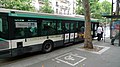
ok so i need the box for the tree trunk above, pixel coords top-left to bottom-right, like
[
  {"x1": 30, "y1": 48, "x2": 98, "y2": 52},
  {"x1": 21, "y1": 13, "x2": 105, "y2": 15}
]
[{"x1": 82, "y1": 0, "x2": 93, "y2": 49}]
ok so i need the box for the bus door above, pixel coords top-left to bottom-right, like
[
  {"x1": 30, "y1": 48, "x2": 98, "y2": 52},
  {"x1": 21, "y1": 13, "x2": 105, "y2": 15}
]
[
  {"x1": 74, "y1": 21, "x2": 85, "y2": 42},
  {"x1": 93, "y1": 23, "x2": 99, "y2": 37},
  {"x1": 64, "y1": 22, "x2": 70, "y2": 44},
  {"x1": 69, "y1": 22, "x2": 75, "y2": 42}
]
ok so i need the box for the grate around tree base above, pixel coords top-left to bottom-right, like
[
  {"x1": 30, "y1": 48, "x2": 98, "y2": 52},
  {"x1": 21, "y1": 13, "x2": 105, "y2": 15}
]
[{"x1": 76, "y1": 45, "x2": 110, "y2": 54}]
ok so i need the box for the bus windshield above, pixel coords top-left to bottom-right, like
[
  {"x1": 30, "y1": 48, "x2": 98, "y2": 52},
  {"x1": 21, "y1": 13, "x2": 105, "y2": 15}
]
[{"x1": 0, "y1": 17, "x2": 8, "y2": 39}]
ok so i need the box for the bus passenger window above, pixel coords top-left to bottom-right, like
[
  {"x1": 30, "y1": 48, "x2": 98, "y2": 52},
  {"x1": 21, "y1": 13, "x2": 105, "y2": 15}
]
[
  {"x1": 75, "y1": 22, "x2": 79, "y2": 32},
  {"x1": 57, "y1": 22, "x2": 62, "y2": 34},
  {"x1": 80, "y1": 26, "x2": 84, "y2": 33},
  {"x1": 41, "y1": 22, "x2": 48, "y2": 36},
  {"x1": 30, "y1": 27, "x2": 37, "y2": 36},
  {"x1": 70, "y1": 23, "x2": 74, "y2": 32},
  {"x1": 41, "y1": 20, "x2": 56, "y2": 35},
  {"x1": 15, "y1": 22, "x2": 37, "y2": 38},
  {"x1": 0, "y1": 18, "x2": 2, "y2": 32},
  {"x1": 47, "y1": 22, "x2": 56, "y2": 35},
  {"x1": 65, "y1": 23, "x2": 69, "y2": 32},
  {"x1": 0, "y1": 17, "x2": 8, "y2": 39},
  {"x1": 15, "y1": 28, "x2": 25, "y2": 38}
]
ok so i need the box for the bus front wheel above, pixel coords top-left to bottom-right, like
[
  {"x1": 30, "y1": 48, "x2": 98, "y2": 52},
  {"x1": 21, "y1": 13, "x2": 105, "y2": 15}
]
[{"x1": 42, "y1": 41, "x2": 53, "y2": 53}]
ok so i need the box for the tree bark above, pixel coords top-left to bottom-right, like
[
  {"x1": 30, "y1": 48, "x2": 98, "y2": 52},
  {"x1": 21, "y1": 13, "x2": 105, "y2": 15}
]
[{"x1": 82, "y1": 0, "x2": 93, "y2": 49}]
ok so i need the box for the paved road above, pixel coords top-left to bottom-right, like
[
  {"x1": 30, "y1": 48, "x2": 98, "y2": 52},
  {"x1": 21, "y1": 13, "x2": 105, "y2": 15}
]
[
  {"x1": 0, "y1": 39, "x2": 120, "y2": 67},
  {"x1": 0, "y1": 42, "x2": 85, "y2": 67},
  {"x1": 1, "y1": 26, "x2": 120, "y2": 67}
]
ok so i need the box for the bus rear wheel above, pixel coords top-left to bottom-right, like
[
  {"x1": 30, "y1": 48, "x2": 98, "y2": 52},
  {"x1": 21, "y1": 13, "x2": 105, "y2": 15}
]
[{"x1": 42, "y1": 41, "x2": 53, "y2": 53}]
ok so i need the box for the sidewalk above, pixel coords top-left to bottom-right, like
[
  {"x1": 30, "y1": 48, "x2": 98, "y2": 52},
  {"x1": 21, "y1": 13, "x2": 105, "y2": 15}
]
[{"x1": 27, "y1": 38, "x2": 120, "y2": 67}]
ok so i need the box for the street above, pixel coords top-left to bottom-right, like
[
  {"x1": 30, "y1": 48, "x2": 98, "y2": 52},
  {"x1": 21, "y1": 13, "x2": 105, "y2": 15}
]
[
  {"x1": 0, "y1": 26, "x2": 120, "y2": 67},
  {"x1": 0, "y1": 42, "x2": 86, "y2": 67},
  {"x1": 0, "y1": 0, "x2": 119, "y2": 67}
]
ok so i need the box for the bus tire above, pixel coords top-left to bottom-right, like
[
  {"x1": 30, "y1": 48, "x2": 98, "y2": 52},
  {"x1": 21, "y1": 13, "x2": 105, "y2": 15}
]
[{"x1": 42, "y1": 40, "x2": 53, "y2": 53}]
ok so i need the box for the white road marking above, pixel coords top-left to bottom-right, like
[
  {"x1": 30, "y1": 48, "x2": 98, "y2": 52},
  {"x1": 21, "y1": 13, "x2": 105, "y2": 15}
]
[
  {"x1": 55, "y1": 53, "x2": 86, "y2": 66},
  {"x1": 52, "y1": 59, "x2": 55, "y2": 61},
  {"x1": 56, "y1": 61, "x2": 60, "y2": 63},
  {"x1": 64, "y1": 55, "x2": 75, "y2": 60}
]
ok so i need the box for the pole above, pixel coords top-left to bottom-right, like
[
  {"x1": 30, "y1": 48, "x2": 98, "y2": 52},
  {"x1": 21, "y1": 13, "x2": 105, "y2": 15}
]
[
  {"x1": 116, "y1": 0, "x2": 120, "y2": 46},
  {"x1": 118, "y1": 0, "x2": 120, "y2": 47},
  {"x1": 104, "y1": 23, "x2": 106, "y2": 42},
  {"x1": 110, "y1": 0, "x2": 114, "y2": 39}
]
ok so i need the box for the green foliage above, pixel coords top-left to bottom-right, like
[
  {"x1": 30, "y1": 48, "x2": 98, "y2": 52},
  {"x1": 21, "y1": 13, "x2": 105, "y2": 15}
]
[
  {"x1": 76, "y1": 6, "x2": 84, "y2": 15},
  {"x1": 39, "y1": 0, "x2": 53, "y2": 13},
  {"x1": 101, "y1": 0, "x2": 111, "y2": 14},
  {"x1": 76, "y1": 0, "x2": 112, "y2": 19},
  {"x1": 76, "y1": 0, "x2": 84, "y2": 15},
  {"x1": 0, "y1": 0, "x2": 35, "y2": 11},
  {"x1": 90, "y1": 1, "x2": 102, "y2": 19}
]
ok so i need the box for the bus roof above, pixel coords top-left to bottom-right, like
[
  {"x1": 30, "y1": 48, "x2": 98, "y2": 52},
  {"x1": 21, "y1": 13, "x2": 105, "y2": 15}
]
[{"x1": 0, "y1": 8, "x2": 99, "y2": 22}]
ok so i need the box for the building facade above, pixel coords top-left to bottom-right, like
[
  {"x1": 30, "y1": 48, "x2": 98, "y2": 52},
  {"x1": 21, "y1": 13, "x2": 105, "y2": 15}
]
[
  {"x1": 50, "y1": 0, "x2": 76, "y2": 15},
  {"x1": 32, "y1": 0, "x2": 76, "y2": 15}
]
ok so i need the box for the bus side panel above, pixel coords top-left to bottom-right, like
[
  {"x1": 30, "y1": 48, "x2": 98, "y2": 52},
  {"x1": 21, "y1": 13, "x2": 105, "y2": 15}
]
[
  {"x1": 54, "y1": 40, "x2": 64, "y2": 47},
  {"x1": 0, "y1": 40, "x2": 11, "y2": 58},
  {"x1": 10, "y1": 34, "x2": 64, "y2": 57},
  {"x1": 0, "y1": 49, "x2": 11, "y2": 58},
  {"x1": 47, "y1": 34, "x2": 64, "y2": 47},
  {"x1": 10, "y1": 39, "x2": 64, "y2": 57},
  {"x1": 10, "y1": 43, "x2": 43, "y2": 57},
  {"x1": 10, "y1": 38, "x2": 43, "y2": 57}
]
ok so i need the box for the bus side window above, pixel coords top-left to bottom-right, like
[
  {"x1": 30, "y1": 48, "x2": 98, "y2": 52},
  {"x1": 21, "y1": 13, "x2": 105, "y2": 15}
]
[
  {"x1": 70, "y1": 23, "x2": 74, "y2": 32},
  {"x1": 0, "y1": 18, "x2": 2, "y2": 32},
  {"x1": 79, "y1": 22, "x2": 84, "y2": 33},
  {"x1": 29, "y1": 27, "x2": 37, "y2": 36},
  {"x1": 75, "y1": 22, "x2": 79, "y2": 32},
  {"x1": 80, "y1": 26, "x2": 84, "y2": 33},
  {"x1": 47, "y1": 22, "x2": 56, "y2": 35},
  {"x1": 57, "y1": 22, "x2": 62, "y2": 34},
  {"x1": 41, "y1": 20, "x2": 57, "y2": 35},
  {"x1": 15, "y1": 22, "x2": 37, "y2": 38},
  {"x1": 15, "y1": 28, "x2": 25, "y2": 38},
  {"x1": 65, "y1": 23, "x2": 69, "y2": 32},
  {"x1": 41, "y1": 21, "x2": 49, "y2": 36}
]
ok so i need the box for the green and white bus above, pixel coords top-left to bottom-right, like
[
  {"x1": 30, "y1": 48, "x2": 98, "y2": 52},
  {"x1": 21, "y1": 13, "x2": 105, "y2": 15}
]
[{"x1": 0, "y1": 8, "x2": 99, "y2": 58}]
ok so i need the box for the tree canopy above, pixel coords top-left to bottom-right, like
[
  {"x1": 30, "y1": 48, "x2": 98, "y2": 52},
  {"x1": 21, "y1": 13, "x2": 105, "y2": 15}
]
[
  {"x1": 76, "y1": 0, "x2": 112, "y2": 19},
  {"x1": 76, "y1": 0, "x2": 84, "y2": 15},
  {"x1": 39, "y1": 0, "x2": 54, "y2": 13},
  {"x1": 0, "y1": 0, "x2": 35, "y2": 11}
]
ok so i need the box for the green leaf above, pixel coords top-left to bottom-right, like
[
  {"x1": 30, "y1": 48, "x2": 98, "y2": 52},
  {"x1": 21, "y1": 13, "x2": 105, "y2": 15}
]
[{"x1": 0, "y1": 0, "x2": 35, "y2": 11}]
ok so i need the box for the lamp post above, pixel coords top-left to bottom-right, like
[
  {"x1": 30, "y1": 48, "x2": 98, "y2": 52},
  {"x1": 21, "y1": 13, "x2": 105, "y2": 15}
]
[{"x1": 110, "y1": 0, "x2": 114, "y2": 39}]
